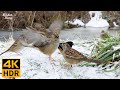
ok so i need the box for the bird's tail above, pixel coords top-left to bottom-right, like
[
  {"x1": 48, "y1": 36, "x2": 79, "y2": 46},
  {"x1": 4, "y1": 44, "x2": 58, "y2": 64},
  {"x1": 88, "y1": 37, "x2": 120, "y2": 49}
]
[
  {"x1": 0, "y1": 48, "x2": 10, "y2": 56},
  {"x1": 84, "y1": 58, "x2": 103, "y2": 65}
]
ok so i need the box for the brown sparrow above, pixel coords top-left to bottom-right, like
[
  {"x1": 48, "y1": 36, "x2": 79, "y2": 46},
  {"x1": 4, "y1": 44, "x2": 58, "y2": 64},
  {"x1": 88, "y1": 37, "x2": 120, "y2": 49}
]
[{"x1": 58, "y1": 42, "x2": 102, "y2": 67}]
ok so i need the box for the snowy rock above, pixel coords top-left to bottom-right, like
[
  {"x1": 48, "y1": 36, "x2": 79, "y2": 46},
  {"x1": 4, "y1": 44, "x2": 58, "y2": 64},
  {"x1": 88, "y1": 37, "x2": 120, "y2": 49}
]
[{"x1": 65, "y1": 19, "x2": 85, "y2": 27}]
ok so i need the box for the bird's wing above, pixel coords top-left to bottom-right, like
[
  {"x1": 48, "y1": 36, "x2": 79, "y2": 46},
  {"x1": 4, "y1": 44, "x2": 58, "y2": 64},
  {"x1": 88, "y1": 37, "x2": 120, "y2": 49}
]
[
  {"x1": 65, "y1": 48, "x2": 86, "y2": 60},
  {"x1": 30, "y1": 31, "x2": 52, "y2": 47},
  {"x1": 21, "y1": 27, "x2": 51, "y2": 47},
  {"x1": 48, "y1": 20, "x2": 63, "y2": 33},
  {"x1": 33, "y1": 37, "x2": 51, "y2": 47},
  {"x1": 33, "y1": 23, "x2": 46, "y2": 30}
]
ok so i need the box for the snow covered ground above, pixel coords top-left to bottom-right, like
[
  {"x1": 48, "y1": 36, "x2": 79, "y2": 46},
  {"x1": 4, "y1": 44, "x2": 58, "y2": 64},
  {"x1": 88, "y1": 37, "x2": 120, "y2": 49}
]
[{"x1": 0, "y1": 36, "x2": 120, "y2": 79}]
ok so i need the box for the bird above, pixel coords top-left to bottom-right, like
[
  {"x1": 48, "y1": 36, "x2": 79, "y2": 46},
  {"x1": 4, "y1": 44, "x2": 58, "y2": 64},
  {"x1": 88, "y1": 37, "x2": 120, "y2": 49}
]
[
  {"x1": 107, "y1": 19, "x2": 115, "y2": 29},
  {"x1": 32, "y1": 20, "x2": 63, "y2": 64},
  {"x1": 100, "y1": 30, "x2": 110, "y2": 39},
  {"x1": 0, "y1": 20, "x2": 63, "y2": 64},
  {"x1": 58, "y1": 42, "x2": 102, "y2": 67},
  {"x1": 0, "y1": 35, "x2": 25, "y2": 55}
]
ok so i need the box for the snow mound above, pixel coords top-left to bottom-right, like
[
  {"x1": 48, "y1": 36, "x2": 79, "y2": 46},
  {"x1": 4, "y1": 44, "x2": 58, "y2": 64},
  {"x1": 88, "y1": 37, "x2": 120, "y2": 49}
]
[
  {"x1": 65, "y1": 19, "x2": 85, "y2": 26},
  {"x1": 86, "y1": 11, "x2": 109, "y2": 28}
]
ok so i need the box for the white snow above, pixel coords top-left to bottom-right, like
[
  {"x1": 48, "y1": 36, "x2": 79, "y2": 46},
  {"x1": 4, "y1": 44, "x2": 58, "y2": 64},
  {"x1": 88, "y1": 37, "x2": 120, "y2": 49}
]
[
  {"x1": 65, "y1": 11, "x2": 109, "y2": 28},
  {"x1": 113, "y1": 22, "x2": 119, "y2": 27},
  {"x1": 112, "y1": 45, "x2": 120, "y2": 50},
  {"x1": 65, "y1": 19, "x2": 85, "y2": 26},
  {"x1": 86, "y1": 11, "x2": 109, "y2": 28},
  {"x1": 0, "y1": 37, "x2": 120, "y2": 79}
]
